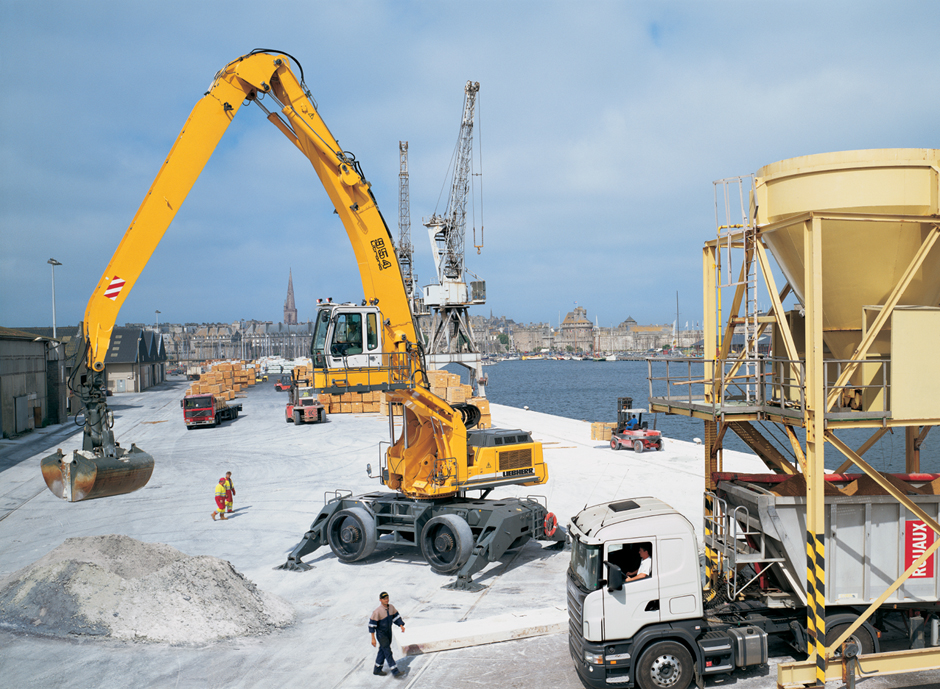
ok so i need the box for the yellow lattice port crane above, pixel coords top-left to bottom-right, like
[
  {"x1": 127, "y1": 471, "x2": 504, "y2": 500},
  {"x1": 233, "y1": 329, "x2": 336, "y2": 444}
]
[{"x1": 39, "y1": 50, "x2": 563, "y2": 589}]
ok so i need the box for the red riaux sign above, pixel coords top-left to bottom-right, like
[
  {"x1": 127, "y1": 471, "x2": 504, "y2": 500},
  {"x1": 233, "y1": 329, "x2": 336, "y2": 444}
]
[{"x1": 905, "y1": 520, "x2": 936, "y2": 579}]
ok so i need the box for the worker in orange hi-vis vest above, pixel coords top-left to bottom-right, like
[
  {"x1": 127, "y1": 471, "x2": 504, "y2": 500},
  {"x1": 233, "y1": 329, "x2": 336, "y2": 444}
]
[
  {"x1": 223, "y1": 471, "x2": 236, "y2": 513},
  {"x1": 211, "y1": 477, "x2": 228, "y2": 521}
]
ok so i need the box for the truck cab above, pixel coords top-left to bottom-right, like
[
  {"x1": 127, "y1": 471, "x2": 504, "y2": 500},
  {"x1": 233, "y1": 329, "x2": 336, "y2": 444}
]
[
  {"x1": 568, "y1": 498, "x2": 736, "y2": 689},
  {"x1": 181, "y1": 394, "x2": 240, "y2": 429},
  {"x1": 181, "y1": 394, "x2": 222, "y2": 429}
]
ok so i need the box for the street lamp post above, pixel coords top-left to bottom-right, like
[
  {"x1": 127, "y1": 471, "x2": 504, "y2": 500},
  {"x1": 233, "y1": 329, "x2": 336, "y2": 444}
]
[{"x1": 48, "y1": 259, "x2": 62, "y2": 338}]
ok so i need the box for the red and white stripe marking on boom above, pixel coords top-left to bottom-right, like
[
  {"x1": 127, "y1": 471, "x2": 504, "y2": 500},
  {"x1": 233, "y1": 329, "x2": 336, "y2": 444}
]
[{"x1": 104, "y1": 276, "x2": 126, "y2": 301}]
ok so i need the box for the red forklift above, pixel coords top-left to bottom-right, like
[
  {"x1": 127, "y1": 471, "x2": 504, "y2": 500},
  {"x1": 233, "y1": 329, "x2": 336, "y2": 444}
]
[{"x1": 609, "y1": 396, "x2": 663, "y2": 453}]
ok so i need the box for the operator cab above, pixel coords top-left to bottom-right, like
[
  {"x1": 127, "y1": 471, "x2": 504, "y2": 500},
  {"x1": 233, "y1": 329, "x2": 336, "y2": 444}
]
[{"x1": 311, "y1": 303, "x2": 383, "y2": 370}]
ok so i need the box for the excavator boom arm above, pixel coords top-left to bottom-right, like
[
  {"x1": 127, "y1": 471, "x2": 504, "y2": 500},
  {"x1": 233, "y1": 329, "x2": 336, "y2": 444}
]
[{"x1": 84, "y1": 51, "x2": 416, "y2": 371}]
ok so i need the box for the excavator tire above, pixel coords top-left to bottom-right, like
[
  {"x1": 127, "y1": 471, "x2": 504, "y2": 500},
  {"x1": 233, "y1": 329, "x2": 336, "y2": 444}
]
[
  {"x1": 634, "y1": 440, "x2": 644, "y2": 454},
  {"x1": 610, "y1": 437, "x2": 621, "y2": 451},
  {"x1": 420, "y1": 514, "x2": 473, "y2": 574},
  {"x1": 326, "y1": 507, "x2": 376, "y2": 562}
]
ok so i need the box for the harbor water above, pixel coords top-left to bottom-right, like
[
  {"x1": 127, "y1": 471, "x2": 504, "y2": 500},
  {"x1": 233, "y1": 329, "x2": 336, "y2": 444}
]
[{"x1": 467, "y1": 359, "x2": 936, "y2": 475}]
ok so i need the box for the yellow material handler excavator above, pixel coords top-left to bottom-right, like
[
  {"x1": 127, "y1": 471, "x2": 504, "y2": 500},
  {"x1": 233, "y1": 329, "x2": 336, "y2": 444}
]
[{"x1": 41, "y1": 50, "x2": 563, "y2": 588}]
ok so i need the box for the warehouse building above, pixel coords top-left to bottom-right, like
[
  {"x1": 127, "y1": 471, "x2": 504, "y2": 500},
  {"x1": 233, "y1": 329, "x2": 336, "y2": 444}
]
[{"x1": 0, "y1": 327, "x2": 67, "y2": 438}]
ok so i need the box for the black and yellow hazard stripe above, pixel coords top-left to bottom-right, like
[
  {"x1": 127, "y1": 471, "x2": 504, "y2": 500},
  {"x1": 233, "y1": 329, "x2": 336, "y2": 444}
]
[{"x1": 806, "y1": 529, "x2": 826, "y2": 686}]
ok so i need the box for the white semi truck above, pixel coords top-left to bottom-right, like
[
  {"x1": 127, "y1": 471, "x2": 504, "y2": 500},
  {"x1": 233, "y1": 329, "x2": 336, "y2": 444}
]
[{"x1": 567, "y1": 476, "x2": 940, "y2": 689}]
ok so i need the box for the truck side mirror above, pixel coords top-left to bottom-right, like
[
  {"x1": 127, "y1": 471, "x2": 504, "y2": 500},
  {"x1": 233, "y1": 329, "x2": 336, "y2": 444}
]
[
  {"x1": 179, "y1": 400, "x2": 183, "y2": 408},
  {"x1": 606, "y1": 562, "x2": 625, "y2": 592}
]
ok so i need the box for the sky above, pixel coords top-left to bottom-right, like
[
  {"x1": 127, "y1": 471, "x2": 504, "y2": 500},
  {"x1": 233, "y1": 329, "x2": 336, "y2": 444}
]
[{"x1": 1, "y1": 1, "x2": 938, "y2": 332}]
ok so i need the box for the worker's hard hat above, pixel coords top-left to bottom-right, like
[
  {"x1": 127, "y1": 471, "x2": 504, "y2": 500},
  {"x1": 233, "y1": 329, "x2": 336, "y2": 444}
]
[{"x1": 219, "y1": 477, "x2": 227, "y2": 483}]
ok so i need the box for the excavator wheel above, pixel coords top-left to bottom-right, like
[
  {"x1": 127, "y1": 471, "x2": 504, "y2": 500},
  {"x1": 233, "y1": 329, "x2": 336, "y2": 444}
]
[
  {"x1": 420, "y1": 514, "x2": 473, "y2": 574},
  {"x1": 634, "y1": 440, "x2": 644, "y2": 454},
  {"x1": 610, "y1": 437, "x2": 621, "y2": 451},
  {"x1": 326, "y1": 507, "x2": 376, "y2": 562}
]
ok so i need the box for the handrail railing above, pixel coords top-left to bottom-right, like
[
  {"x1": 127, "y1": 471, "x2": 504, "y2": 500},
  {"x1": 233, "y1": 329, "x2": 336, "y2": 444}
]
[{"x1": 649, "y1": 356, "x2": 891, "y2": 420}]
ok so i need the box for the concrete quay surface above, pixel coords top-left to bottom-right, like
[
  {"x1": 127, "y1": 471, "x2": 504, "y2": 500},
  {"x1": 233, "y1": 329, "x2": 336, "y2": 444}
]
[{"x1": 2, "y1": 377, "x2": 939, "y2": 689}]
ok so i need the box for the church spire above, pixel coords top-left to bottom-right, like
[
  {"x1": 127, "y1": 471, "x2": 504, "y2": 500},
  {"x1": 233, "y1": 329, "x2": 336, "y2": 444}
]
[{"x1": 284, "y1": 269, "x2": 298, "y2": 325}]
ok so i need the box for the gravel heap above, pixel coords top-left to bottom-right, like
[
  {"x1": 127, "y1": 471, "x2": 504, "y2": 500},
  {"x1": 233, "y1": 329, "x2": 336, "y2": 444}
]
[{"x1": 0, "y1": 534, "x2": 294, "y2": 643}]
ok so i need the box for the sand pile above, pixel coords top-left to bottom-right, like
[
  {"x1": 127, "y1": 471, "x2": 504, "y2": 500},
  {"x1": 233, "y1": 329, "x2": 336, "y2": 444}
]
[{"x1": 0, "y1": 534, "x2": 293, "y2": 643}]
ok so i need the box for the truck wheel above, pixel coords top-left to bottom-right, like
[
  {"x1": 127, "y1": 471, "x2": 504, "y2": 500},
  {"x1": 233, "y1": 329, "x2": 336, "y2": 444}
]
[
  {"x1": 636, "y1": 641, "x2": 693, "y2": 689},
  {"x1": 610, "y1": 437, "x2": 621, "y2": 450},
  {"x1": 420, "y1": 514, "x2": 473, "y2": 574},
  {"x1": 326, "y1": 507, "x2": 377, "y2": 562},
  {"x1": 827, "y1": 622, "x2": 875, "y2": 657},
  {"x1": 634, "y1": 440, "x2": 644, "y2": 453},
  {"x1": 656, "y1": 440, "x2": 663, "y2": 451},
  {"x1": 293, "y1": 410, "x2": 302, "y2": 424}
]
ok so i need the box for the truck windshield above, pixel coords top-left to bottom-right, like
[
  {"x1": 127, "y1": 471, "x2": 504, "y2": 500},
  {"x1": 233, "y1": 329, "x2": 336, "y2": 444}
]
[
  {"x1": 570, "y1": 536, "x2": 602, "y2": 591},
  {"x1": 183, "y1": 397, "x2": 212, "y2": 410}
]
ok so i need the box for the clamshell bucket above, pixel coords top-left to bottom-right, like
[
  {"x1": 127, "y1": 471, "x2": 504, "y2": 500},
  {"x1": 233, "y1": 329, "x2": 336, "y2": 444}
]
[{"x1": 41, "y1": 445, "x2": 154, "y2": 502}]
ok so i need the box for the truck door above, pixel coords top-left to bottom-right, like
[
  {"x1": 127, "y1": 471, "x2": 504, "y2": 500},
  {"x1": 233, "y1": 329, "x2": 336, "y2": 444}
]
[{"x1": 602, "y1": 539, "x2": 660, "y2": 641}]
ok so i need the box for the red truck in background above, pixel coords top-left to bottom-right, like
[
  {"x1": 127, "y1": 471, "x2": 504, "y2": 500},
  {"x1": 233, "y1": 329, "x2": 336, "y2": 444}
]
[{"x1": 181, "y1": 394, "x2": 242, "y2": 429}]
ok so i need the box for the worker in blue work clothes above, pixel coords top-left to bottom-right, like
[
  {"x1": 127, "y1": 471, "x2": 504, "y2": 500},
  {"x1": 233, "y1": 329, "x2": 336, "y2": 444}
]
[
  {"x1": 625, "y1": 414, "x2": 639, "y2": 430},
  {"x1": 369, "y1": 591, "x2": 407, "y2": 678}
]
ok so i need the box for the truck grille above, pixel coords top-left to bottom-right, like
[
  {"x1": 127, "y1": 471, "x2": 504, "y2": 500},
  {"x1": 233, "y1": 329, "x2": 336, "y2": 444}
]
[
  {"x1": 567, "y1": 576, "x2": 584, "y2": 637},
  {"x1": 499, "y1": 448, "x2": 532, "y2": 472}
]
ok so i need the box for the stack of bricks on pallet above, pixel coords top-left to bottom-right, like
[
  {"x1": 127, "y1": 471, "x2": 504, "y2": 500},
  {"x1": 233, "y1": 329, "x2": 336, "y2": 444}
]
[
  {"x1": 316, "y1": 390, "x2": 383, "y2": 414},
  {"x1": 591, "y1": 422, "x2": 617, "y2": 440},
  {"x1": 185, "y1": 361, "x2": 257, "y2": 401},
  {"x1": 284, "y1": 362, "x2": 383, "y2": 415}
]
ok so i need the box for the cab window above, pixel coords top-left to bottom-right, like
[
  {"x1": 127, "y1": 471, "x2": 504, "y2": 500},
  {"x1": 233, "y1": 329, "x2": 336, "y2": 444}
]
[
  {"x1": 331, "y1": 313, "x2": 363, "y2": 357},
  {"x1": 367, "y1": 313, "x2": 378, "y2": 351},
  {"x1": 607, "y1": 541, "x2": 653, "y2": 581}
]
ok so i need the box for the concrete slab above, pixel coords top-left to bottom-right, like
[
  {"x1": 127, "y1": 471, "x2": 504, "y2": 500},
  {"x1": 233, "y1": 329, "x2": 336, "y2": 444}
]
[{"x1": 400, "y1": 606, "x2": 567, "y2": 656}]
